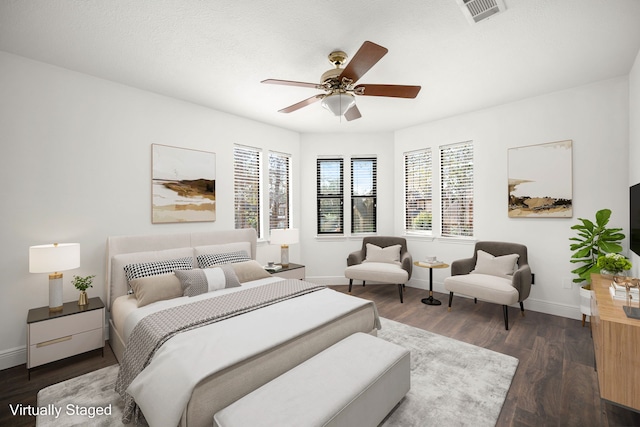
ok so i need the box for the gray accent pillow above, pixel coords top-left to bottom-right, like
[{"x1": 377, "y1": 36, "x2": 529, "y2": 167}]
[{"x1": 176, "y1": 264, "x2": 241, "y2": 297}]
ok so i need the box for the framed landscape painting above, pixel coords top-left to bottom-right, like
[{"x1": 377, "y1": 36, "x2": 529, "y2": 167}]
[
  {"x1": 152, "y1": 144, "x2": 216, "y2": 223},
  {"x1": 508, "y1": 140, "x2": 572, "y2": 218}
]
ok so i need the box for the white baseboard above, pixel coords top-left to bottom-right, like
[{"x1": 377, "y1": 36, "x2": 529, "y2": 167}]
[
  {"x1": 308, "y1": 275, "x2": 583, "y2": 321},
  {"x1": 0, "y1": 346, "x2": 26, "y2": 371}
]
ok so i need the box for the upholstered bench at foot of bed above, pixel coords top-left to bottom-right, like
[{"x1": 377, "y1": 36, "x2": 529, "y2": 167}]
[{"x1": 213, "y1": 332, "x2": 410, "y2": 427}]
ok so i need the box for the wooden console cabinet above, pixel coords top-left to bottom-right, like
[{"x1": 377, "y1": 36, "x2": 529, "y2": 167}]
[{"x1": 591, "y1": 273, "x2": 640, "y2": 411}]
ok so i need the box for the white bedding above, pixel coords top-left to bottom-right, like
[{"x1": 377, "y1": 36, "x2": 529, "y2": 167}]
[{"x1": 121, "y1": 279, "x2": 379, "y2": 427}]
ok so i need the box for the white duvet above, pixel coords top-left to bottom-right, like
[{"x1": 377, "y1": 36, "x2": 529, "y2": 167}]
[{"x1": 122, "y1": 278, "x2": 378, "y2": 427}]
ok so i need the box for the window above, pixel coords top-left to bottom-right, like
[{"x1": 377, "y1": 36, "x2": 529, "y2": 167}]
[
  {"x1": 268, "y1": 151, "x2": 291, "y2": 230},
  {"x1": 404, "y1": 149, "x2": 433, "y2": 233},
  {"x1": 440, "y1": 141, "x2": 474, "y2": 237},
  {"x1": 234, "y1": 146, "x2": 261, "y2": 236},
  {"x1": 317, "y1": 158, "x2": 343, "y2": 234},
  {"x1": 351, "y1": 158, "x2": 377, "y2": 233}
]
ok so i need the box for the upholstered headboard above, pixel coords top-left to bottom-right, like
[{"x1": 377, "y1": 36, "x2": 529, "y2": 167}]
[{"x1": 105, "y1": 228, "x2": 257, "y2": 309}]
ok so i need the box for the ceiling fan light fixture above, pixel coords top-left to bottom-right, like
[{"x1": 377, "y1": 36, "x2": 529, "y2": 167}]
[{"x1": 321, "y1": 93, "x2": 356, "y2": 116}]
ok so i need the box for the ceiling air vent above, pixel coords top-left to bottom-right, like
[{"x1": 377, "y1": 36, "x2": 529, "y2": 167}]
[{"x1": 457, "y1": 0, "x2": 506, "y2": 24}]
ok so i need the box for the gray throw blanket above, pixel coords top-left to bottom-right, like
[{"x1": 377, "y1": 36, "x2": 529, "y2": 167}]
[{"x1": 115, "y1": 279, "x2": 326, "y2": 424}]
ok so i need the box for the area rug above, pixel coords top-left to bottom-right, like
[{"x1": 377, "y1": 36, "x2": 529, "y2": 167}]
[{"x1": 36, "y1": 318, "x2": 518, "y2": 426}]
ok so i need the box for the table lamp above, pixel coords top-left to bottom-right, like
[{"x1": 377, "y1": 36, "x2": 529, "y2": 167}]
[
  {"x1": 270, "y1": 228, "x2": 299, "y2": 268},
  {"x1": 29, "y1": 243, "x2": 80, "y2": 312}
]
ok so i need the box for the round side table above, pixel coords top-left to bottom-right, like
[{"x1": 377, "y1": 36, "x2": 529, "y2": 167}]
[{"x1": 414, "y1": 261, "x2": 450, "y2": 306}]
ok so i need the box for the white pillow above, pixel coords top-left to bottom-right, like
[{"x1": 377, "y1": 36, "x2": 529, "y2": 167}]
[
  {"x1": 365, "y1": 243, "x2": 401, "y2": 264},
  {"x1": 471, "y1": 250, "x2": 519, "y2": 278}
]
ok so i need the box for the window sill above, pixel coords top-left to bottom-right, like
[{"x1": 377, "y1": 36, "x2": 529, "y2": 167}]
[{"x1": 436, "y1": 237, "x2": 477, "y2": 245}]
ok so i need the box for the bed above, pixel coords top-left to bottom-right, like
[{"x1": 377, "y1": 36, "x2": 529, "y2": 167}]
[{"x1": 106, "y1": 228, "x2": 380, "y2": 427}]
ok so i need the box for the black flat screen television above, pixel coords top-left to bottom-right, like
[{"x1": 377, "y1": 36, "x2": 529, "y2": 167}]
[{"x1": 631, "y1": 183, "x2": 640, "y2": 256}]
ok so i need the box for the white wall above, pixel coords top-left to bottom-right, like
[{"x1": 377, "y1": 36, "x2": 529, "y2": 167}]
[
  {"x1": 629, "y1": 49, "x2": 640, "y2": 275},
  {"x1": 1, "y1": 49, "x2": 634, "y2": 370},
  {"x1": 395, "y1": 77, "x2": 630, "y2": 319},
  {"x1": 0, "y1": 52, "x2": 301, "y2": 369},
  {"x1": 299, "y1": 132, "x2": 395, "y2": 282}
]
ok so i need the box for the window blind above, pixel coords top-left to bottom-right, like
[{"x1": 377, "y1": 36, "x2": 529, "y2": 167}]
[
  {"x1": 440, "y1": 141, "x2": 474, "y2": 237},
  {"x1": 404, "y1": 149, "x2": 433, "y2": 232},
  {"x1": 351, "y1": 158, "x2": 377, "y2": 233},
  {"x1": 317, "y1": 158, "x2": 343, "y2": 234},
  {"x1": 268, "y1": 152, "x2": 291, "y2": 231},
  {"x1": 234, "y1": 146, "x2": 261, "y2": 236}
]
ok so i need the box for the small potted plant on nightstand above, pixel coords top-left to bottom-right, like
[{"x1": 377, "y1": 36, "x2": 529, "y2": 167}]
[{"x1": 72, "y1": 275, "x2": 95, "y2": 306}]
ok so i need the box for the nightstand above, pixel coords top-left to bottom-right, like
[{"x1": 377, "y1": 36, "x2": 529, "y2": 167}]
[
  {"x1": 271, "y1": 263, "x2": 306, "y2": 280},
  {"x1": 27, "y1": 297, "x2": 105, "y2": 377}
]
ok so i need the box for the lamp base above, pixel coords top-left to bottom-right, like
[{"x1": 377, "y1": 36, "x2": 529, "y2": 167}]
[
  {"x1": 49, "y1": 273, "x2": 63, "y2": 312},
  {"x1": 280, "y1": 244, "x2": 289, "y2": 268}
]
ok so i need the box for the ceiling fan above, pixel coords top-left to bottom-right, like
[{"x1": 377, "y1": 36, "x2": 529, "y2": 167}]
[{"x1": 261, "y1": 41, "x2": 421, "y2": 121}]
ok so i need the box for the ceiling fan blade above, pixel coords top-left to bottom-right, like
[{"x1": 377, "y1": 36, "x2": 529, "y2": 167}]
[
  {"x1": 278, "y1": 94, "x2": 324, "y2": 113},
  {"x1": 344, "y1": 105, "x2": 362, "y2": 121},
  {"x1": 262, "y1": 79, "x2": 321, "y2": 89},
  {"x1": 354, "y1": 84, "x2": 421, "y2": 98},
  {"x1": 339, "y1": 41, "x2": 388, "y2": 84}
]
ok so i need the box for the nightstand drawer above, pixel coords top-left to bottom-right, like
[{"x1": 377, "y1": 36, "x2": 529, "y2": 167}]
[
  {"x1": 28, "y1": 327, "x2": 103, "y2": 368},
  {"x1": 273, "y1": 267, "x2": 305, "y2": 280},
  {"x1": 29, "y1": 309, "x2": 103, "y2": 345}
]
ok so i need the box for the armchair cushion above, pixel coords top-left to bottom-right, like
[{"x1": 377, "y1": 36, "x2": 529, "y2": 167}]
[
  {"x1": 471, "y1": 250, "x2": 519, "y2": 279},
  {"x1": 364, "y1": 243, "x2": 401, "y2": 264},
  {"x1": 345, "y1": 263, "x2": 409, "y2": 285},
  {"x1": 444, "y1": 274, "x2": 519, "y2": 306}
]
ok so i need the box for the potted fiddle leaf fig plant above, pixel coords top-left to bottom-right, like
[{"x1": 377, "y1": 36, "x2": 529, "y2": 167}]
[
  {"x1": 569, "y1": 208, "x2": 625, "y2": 286},
  {"x1": 72, "y1": 274, "x2": 95, "y2": 306},
  {"x1": 569, "y1": 208, "x2": 625, "y2": 323}
]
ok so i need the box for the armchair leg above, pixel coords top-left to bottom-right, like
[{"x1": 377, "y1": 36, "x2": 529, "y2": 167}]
[
  {"x1": 363, "y1": 281, "x2": 366, "y2": 287},
  {"x1": 348, "y1": 279, "x2": 353, "y2": 293},
  {"x1": 474, "y1": 298, "x2": 477, "y2": 304},
  {"x1": 397, "y1": 284, "x2": 404, "y2": 303},
  {"x1": 448, "y1": 292, "x2": 454, "y2": 312},
  {"x1": 520, "y1": 301, "x2": 525, "y2": 317},
  {"x1": 503, "y1": 305, "x2": 509, "y2": 330}
]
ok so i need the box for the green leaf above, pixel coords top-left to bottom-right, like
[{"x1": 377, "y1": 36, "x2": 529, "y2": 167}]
[
  {"x1": 595, "y1": 209, "x2": 611, "y2": 227},
  {"x1": 598, "y1": 241, "x2": 623, "y2": 253}
]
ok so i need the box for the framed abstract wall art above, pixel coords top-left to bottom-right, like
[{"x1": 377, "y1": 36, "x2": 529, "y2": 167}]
[
  {"x1": 152, "y1": 144, "x2": 216, "y2": 223},
  {"x1": 508, "y1": 140, "x2": 572, "y2": 218}
]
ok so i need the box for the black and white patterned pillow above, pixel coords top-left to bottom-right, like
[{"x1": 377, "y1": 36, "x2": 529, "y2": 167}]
[
  {"x1": 197, "y1": 250, "x2": 251, "y2": 268},
  {"x1": 124, "y1": 257, "x2": 194, "y2": 283}
]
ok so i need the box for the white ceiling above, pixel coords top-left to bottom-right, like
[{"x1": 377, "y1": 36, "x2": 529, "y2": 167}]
[{"x1": 1, "y1": 0, "x2": 640, "y2": 133}]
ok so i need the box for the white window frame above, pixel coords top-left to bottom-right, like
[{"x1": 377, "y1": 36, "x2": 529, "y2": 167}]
[
  {"x1": 440, "y1": 141, "x2": 474, "y2": 238},
  {"x1": 268, "y1": 151, "x2": 292, "y2": 232},
  {"x1": 234, "y1": 145, "x2": 263, "y2": 238},
  {"x1": 404, "y1": 148, "x2": 433, "y2": 235},
  {"x1": 351, "y1": 157, "x2": 377, "y2": 234}
]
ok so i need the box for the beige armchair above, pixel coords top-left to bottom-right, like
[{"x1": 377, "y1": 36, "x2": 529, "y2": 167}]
[
  {"x1": 444, "y1": 241, "x2": 532, "y2": 330},
  {"x1": 345, "y1": 237, "x2": 413, "y2": 303}
]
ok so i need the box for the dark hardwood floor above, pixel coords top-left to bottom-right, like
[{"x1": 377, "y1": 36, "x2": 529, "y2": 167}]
[{"x1": 1, "y1": 285, "x2": 639, "y2": 426}]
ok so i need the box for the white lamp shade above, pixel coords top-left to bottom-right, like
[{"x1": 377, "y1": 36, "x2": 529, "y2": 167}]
[
  {"x1": 270, "y1": 228, "x2": 299, "y2": 246},
  {"x1": 321, "y1": 93, "x2": 356, "y2": 116},
  {"x1": 29, "y1": 243, "x2": 81, "y2": 273}
]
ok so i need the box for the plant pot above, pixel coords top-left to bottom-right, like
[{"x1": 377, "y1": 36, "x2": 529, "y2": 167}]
[
  {"x1": 78, "y1": 290, "x2": 88, "y2": 306},
  {"x1": 579, "y1": 285, "x2": 593, "y2": 326}
]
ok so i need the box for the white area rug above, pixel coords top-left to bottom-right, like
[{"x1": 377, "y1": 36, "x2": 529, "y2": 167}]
[{"x1": 37, "y1": 318, "x2": 518, "y2": 426}]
